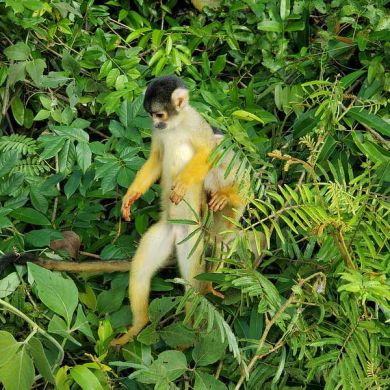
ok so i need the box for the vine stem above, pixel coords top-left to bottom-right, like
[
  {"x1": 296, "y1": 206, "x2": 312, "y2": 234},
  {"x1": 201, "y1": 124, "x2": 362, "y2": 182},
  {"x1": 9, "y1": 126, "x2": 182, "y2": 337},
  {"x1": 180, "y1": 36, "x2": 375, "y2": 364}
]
[
  {"x1": 0, "y1": 298, "x2": 64, "y2": 367},
  {"x1": 234, "y1": 272, "x2": 324, "y2": 390}
]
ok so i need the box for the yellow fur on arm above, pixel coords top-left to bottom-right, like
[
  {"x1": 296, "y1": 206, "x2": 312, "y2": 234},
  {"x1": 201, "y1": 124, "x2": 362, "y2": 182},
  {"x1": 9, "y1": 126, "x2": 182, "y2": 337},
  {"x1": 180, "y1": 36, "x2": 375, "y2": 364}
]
[
  {"x1": 127, "y1": 142, "x2": 162, "y2": 195},
  {"x1": 176, "y1": 146, "x2": 212, "y2": 186}
]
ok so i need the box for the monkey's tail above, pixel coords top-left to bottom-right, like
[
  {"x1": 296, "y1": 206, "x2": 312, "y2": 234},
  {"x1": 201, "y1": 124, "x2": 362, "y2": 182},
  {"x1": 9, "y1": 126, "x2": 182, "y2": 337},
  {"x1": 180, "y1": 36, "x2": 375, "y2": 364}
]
[{"x1": 0, "y1": 253, "x2": 131, "y2": 273}]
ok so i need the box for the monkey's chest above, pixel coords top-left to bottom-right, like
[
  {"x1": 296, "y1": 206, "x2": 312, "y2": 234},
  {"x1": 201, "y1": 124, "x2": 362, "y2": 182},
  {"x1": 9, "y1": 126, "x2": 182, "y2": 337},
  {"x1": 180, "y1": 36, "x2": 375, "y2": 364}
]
[{"x1": 162, "y1": 139, "x2": 194, "y2": 178}]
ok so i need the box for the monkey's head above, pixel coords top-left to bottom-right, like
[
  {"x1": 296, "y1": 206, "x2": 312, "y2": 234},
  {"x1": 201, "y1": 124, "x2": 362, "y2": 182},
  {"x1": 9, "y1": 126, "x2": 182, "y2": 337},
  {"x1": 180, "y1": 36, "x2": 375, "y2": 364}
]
[{"x1": 143, "y1": 75, "x2": 189, "y2": 130}]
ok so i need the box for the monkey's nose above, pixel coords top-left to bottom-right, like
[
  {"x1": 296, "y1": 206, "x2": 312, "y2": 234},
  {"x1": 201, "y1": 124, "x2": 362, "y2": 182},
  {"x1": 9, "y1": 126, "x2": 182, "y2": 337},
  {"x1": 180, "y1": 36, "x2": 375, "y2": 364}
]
[{"x1": 155, "y1": 122, "x2": 167, "y2": 129}]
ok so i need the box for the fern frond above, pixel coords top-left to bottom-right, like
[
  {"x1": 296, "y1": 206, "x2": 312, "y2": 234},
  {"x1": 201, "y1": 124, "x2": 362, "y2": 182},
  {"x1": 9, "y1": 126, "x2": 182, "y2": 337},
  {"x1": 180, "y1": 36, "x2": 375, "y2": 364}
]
[
  {"x1": 11, "y1": 157, "x2": 51, "y2": 177},
  {"x1": 0, "y1": 134, "x2": 37, "y2": 155}
]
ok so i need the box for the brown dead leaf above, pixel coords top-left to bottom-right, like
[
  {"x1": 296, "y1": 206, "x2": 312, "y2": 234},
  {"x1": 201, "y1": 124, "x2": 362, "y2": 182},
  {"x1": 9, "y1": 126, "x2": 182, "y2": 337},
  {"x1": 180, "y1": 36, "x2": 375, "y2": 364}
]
[{"x1": 50, "y1": 231, "x2": 81, "y2": 259}]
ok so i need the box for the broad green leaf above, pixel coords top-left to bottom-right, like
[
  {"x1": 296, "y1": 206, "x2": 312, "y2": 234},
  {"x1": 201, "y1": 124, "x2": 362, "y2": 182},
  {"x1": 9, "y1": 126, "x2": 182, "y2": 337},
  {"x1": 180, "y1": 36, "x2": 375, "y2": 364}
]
[
  {"x1": 28, "y1": 337, "x2": 55, "y2": 384},
  {"x1": 28, "y1": 262, "x2": 78, "y2": 324},
  {"x1": 34, "y1": 109, "x2": 51, "y2": 121},
  {"x1": 10, "y1": 207, "x2": 51, "y2": 225},
  {"x1": 194, "y1": 371, "x2": 227, "y2": 390},
  {"x1": 0, "y1": 347, "x2": 34, "y2": 390},
  {"x1": 347, "y1": 107, "x2": 390, "y2": 137},
  {"x1": 4, "y1": 42, "x2": 30, "y2": 61},
  {"x1": 76, "y1": 142, "x2": 92, "y2": 173},
  {"x1": 26, "y1": 59, "x2": 46, "y2": 85},
  {"x1": 130, "y1": 350, "x2": 187, "y2": 384},
  {"x1": 73, "y1": 305, "x2": 95, "y2": 340},
  {"x1": 7, "y1": 62, "x2": 26, "y2": 85},
  {"x1": 11, "y1": 96, "x2": 24, "y2": 126},
  {"x1": 61, "y1": 52, "x2": 80, "y2": 75},
  {"x1": 30, "y1": 187, "x2": 49, "y2": 214},
  {"x1": 39, "y1": 135, "x2": 66, "y2": 159},
  {"x1": 159, "y1": 323, "x2": 196, "y2": 348},
  {"x1": 340, "y1": 70, "x2": 365, "y2": 88},
  {"x1": 258, "y1": 21, "x2": 282, "y2": 32},
  {"x1": 280, "y1": 0, "x2": 290, "y2": 20},
  {"x1": 0, "y1": 331, "x2": 20, "y2": 366},
  {"x1": 0, "y1": 272, "x2": 21, "y2": 298},
  {"x1": 96, "y1": 287, "x2": 126, "y2": 314},
  {"x1": 24, "y1": 229, "x2": 63, "y2": 248},
  {"x1": 70, "y1": 366, "x2": 104, "y2": 390},
  {"x1": 211, "y1": 54, "x2": 226, "y2": 76},
  {"x1": 192, "y1": 330, "x2": 227, "y2": 366}
]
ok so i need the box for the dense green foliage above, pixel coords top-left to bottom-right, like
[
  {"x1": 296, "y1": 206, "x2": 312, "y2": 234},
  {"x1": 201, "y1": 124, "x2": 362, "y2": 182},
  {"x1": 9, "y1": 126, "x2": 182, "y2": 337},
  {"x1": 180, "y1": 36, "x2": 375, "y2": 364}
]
[{"x1": 0, "y1": 0, "x2": 389, "y2": 389}]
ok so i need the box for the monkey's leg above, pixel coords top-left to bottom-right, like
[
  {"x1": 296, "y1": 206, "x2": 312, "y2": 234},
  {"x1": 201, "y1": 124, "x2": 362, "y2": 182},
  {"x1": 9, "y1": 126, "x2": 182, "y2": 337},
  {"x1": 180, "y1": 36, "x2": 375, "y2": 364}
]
[
  {"x1": 175, "y1": 225, "x2": 206, "y2": 295},
  {"x1": 111, "y1": 222, "x2": 175, "y2": 346}
]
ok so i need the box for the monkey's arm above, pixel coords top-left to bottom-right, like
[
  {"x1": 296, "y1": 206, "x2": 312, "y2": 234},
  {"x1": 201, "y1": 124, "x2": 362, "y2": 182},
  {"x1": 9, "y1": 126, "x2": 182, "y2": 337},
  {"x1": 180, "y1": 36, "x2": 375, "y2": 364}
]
[
  {"x1": 122, "y1": 138, "x2": 162, "y2": 221},
  {"x1": 170, "y1": 144, "x2": 212, "y2": 204}
]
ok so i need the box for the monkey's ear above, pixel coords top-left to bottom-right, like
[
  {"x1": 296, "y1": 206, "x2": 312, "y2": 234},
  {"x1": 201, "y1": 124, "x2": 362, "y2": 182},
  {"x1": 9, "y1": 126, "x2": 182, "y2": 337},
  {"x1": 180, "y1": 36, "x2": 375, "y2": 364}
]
[{"x1": 171, "y1": 88, "x2": 189, "y2": 110}]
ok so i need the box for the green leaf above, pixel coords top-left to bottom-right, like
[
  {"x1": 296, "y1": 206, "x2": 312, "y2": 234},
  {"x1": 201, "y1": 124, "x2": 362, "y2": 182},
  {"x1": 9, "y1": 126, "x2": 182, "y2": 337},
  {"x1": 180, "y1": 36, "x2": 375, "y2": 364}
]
[
  {"x1": 280, "y1": 0, "x2": 290, "y2": 20},
  {"x1": 26, "y1": 59, "x2": 46, "y2": 85},
  {"x1": 0, "y1": 150, "x2": 19, "y2": 177},
  {"x1": 0, "y1": 331, "x2": 20, "y2": 366},
  {"x1": 0, "y1": 347, "x2": 34, "y2": 390},
  {"x1": 24, "y1": 229, "x2": 63, "y2": 248},
  {"x1": 340, "y1": 70, "x2": 365, "y2": 88},
  {"x1": 0, "y1": 272, "x2": 20, "y2": 298},
  {"x1": 4, "y1": 42, "x2": 31, "y2": 61},
  {"x1": 193, "y1": 330, "x2": 227, "y2": 366},
  {"x1": 30, "y1": 187, "x2": 49, "y2": 214},
  {"x1": 258, "y1": 21, "x2": 282, "y2": 32},
  {"x1": 96, "y1": 287, "x2": 126, "y2": 314},
  {"x1": 347, "y1": 107, "x2": 390, "y2": 137},
  {"x1": 106, "y1": 68, "x2": 120, "y2": 88},
  {"x1": 28, "y1": 337, "x2": 55, "y2": 384},
  {"x1": 159, "y1": 323, "x2": 196, "y2": 348},
  {"x1": 28, "y1": 262, "x2": 79, "y2": 325},
  {"x1": 130, "y1": 350, "x2": 187, "y2": 384},
  {"x1": 34, "y1": 109, "x2": 50, "y2": 121},
  {"x1": 61, "y1": 52, "x2": 81, "y2": 75},
  {"x1": 70, "y1": 366, "x2": 104, "y2": 390},
  {"x1": 211, "y1": 54, "x2": 226, "y2": 76},
  {"x1": 11, "y1": 96, "x2": 24, "y2": 126},
  {"x1": 10, "y1": 207, "x2": 51, "y2": 225},
  {"x1": 7, "y1": 62, "x2": 26, "y2": 85},
  {"x1": 233, "y1": 110, "x2": 265, "y2": 124},
  {"x1": 194, "y1": 371, "x2": 227, "y2": 390},
  {"x1": 293, "y1": 109, "x2": 321, "y2": 139},
  {"x1": 39, "y1": 135, "x2": 66, "y2": 159},
  {"x1": 76, "y1": 142, "x2": 92, "y2": 173}
]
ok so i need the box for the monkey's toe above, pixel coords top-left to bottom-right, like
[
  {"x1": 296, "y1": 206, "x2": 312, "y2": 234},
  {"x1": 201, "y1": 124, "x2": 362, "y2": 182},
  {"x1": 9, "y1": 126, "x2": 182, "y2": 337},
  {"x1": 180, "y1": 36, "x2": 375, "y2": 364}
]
[{"x1": 111, "y1": 326, "x2": 141, "y2": 347}]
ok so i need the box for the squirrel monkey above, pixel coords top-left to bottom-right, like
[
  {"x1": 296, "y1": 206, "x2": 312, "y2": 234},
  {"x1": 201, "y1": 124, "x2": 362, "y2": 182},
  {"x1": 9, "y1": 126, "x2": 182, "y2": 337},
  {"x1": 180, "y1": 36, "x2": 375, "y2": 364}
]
[{"x1": 113, "y1": 75, "x2": 217, "y2": 346}]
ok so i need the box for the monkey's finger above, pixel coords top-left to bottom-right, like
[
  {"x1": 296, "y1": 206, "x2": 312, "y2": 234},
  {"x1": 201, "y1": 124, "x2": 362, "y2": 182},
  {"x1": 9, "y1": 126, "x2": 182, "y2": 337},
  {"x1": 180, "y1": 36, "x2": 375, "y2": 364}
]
[{"x1": 216, "y1": 197, "x2": 227, "y2": 210}]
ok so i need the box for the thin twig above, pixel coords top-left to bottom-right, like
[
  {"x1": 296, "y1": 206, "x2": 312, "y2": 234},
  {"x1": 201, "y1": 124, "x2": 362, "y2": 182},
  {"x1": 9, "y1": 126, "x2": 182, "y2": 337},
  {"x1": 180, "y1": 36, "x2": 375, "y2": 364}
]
[
  {"x1": 234, "y1": 272, "x2": 324, "y2": 389},
  {"x1": 0, "y1": 298, "x2": 64, "y2": 367}
]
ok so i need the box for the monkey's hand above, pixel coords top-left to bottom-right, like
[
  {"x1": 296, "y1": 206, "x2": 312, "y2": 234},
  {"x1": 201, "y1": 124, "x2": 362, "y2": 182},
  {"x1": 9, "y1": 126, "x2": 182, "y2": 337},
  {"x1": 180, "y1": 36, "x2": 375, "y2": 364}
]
[
  {"x1": 170, "y1": 179, "x2": 189, "y2": 205},
  {"x1": 209, "y1": 191, "x2": 228, "y2": 211},
  {"x1": 121, "y1": 191, "x2": 141, "y2": 221}
]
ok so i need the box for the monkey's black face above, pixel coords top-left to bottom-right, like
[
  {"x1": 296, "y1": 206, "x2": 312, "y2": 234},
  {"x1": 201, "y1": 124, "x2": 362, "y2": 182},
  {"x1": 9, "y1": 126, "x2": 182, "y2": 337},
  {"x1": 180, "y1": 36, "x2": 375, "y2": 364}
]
[{"x1": 144, "y1": 75, "x2": 189, "y2": 130}]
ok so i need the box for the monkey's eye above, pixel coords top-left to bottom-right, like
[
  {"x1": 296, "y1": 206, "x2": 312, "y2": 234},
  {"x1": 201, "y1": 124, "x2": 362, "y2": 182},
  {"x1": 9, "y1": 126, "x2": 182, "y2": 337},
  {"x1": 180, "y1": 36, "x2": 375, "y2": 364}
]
[{"x1": 155, "y1": 113, "x2": 164, "y2": 119}]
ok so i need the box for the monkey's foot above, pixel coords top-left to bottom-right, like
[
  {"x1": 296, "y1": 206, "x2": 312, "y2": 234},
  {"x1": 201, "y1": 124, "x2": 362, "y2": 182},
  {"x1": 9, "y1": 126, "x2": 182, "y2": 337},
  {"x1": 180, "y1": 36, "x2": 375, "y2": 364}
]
[
  {"x1": 204, "y1": 284, "x2": 225, "y2": 299},
  {"x1": 110, "y1": 326, "x2": 140, "y2": 347},
  {"x1": 209, "y1": 192, "x2": 228, "y2": 211},
  {"x1": 170, "y1": 180, "x2": 188, "y2": 204}
]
